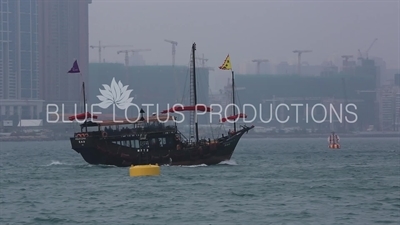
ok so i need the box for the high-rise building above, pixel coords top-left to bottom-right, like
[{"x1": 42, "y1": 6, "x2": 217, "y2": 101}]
[
  {"x1": 320, "y1": 61, "x2": 338, "y2": 77},
  {"x1": 395, "y1": 73, "x2": 400, "y2": 87},
  {"x1": 393, "y1": 74, "x2": 400, "y2": 131},
  {"x1": 380, "y1": 85, "x2": 396, "y2": 131},
  {"x1": 38, "y1": 0, "x2": 91, "y2": 112},
  {"x1": 129, "y1": 53, "x2": 146, "y2": 66},
  {"x1": 341, "y1": 58, "x2": 356, "y2": 75},
  {"x1": 276, "y1": 61, "x2": 293, "y2": 75},
  {"x1": 395, "y1": 89, "x2": 400, "y2": 131},
  {"x1": 0, "y1": 0, "x2": 43, "y2": 121}
]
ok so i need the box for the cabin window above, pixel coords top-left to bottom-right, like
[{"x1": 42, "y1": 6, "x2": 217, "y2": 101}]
[
  {"x1": 140, "y1": 141, "x2": 149, "y2": 148},
  {"x1": 130, "y1": 139, "x2": 139, "y2": 148},
  {"x1": 122, "y1": 140, "x2": 129, "y2": 147},
  {"x1": 158, "y1": 137, "x2": 166, "y2": 147},
  {"x1": 149, "y1": 137, "x2": 167, "y2": 148},
  {"x1": 166, "y1": 137, "x2": 174, "y2": 146},
  {"x1": 149, "y1": 138, "x2": 157, "y2": 147}
]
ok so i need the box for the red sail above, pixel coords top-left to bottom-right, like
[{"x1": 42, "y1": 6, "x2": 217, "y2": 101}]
[
  {"x1": 221, "y1": 113, "x2": 247, "y2": 122},
  {"x1": 161, "y1": 105, "x2": 212, "y2": 114},
  {"x1": 68, "y1": 112, "x2": 98, "y2": 121}
]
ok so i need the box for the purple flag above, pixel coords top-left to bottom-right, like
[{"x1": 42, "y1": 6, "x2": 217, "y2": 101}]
[{"x1": 68, "y1": 60, "x2": 80, "y2": 73}]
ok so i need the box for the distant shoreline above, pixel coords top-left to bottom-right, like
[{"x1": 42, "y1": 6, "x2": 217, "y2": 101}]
[
  {"x1": 0, "y1": 137, "x2": 67, "y2": 142},
  {"x1": 243, "y1": 133, "x2": 400, "y2": 139},
  {"x1": 0, "y1": 132, "x2": 399, "y2": 142}
]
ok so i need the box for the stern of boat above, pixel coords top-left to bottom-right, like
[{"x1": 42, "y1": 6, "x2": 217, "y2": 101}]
[{"x1": 70, "y1": 132, "x2": 100, "y2": 152}]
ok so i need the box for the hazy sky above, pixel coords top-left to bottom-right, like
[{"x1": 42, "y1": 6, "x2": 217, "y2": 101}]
[{"x1": 88, "y1": 0, "x2": 399, "y2": 71}]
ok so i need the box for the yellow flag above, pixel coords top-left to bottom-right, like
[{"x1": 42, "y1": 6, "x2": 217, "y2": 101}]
[{"x1": 219, "y1": 54, "x2": 232, "y2": 70}]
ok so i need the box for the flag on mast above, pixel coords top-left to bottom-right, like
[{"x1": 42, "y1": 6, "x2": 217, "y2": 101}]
[
  {"x1": 68, "y1": 60, "x2": 80, "y2": 73},
  {"x1": 219, "y1": 54, "x2": 232, "y2": 70}
]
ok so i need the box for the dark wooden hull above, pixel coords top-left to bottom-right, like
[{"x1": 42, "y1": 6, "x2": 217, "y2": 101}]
[{"x1": 70, "y1": 126, "x2": 253, "y2": 167}]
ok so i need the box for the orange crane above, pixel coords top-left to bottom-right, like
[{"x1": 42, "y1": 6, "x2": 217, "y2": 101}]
[
  {"x1": 252, "y1": 59, "x2": 268, "y2": 74},
  {"x1": 117, "y1": 49, "x2": 151, "y2": 66},
  {"x1": 293, "y1": 50, "x2": 312, "y2": 75},
  {"x1": 89, "y1": 41, "x2": 133, "y2": 63}
]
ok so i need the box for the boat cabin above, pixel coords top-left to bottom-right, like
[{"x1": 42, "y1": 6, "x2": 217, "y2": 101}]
[{"x1": 76, "y1": 115, "x2": 178, "y2": 137}]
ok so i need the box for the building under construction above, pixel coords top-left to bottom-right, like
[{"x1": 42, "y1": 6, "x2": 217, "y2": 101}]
[
  {"x1": 232, "y1": 74, "x2": 376, "y2": 131},
  {"x1": 214, "y1": 56, "x2": 383, "y2": 132},
  {"x1": 394, "y1": 74, "x2": 400, "y2": 131},
  {"x1": 86, "y1": 57, "x2": 393, "y2": 132},
  {"x1": 87, "y1": 63, "x2": 210, "y2": 117},
  {"x1": 395, "y1": 90, "x2": 400, "y2": 131}
]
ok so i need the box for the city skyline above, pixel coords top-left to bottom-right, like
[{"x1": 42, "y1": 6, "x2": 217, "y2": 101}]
[
  {"x1": 0, "y1": 0, "x2": 38, "y2": 100},
  {"x1": 0, "y1": 0, "x2": 399, "y2": 132},
  {"x1": 88, "y1": 0, "x2": 399, "y2": 70},
  {"x1": 38, "y1": 0, "x2": 91, "y2": 104},
  {"x1": 0, "y1": 0, "x2": 41, "y2": 120}
]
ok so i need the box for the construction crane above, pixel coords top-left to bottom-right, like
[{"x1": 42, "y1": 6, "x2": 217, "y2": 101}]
[
  {"x1": 196, "y1": 54, "x2": 208, "y2": 67},
  {"x1": 164, "y1": 39, "x2": 178, "y2": 66},
  {"x1": 195, "y1": 54, "x2": 214, "y2": 71},
  {"x1": 365, "y1": 38, "x2": 378, "y2": 59},
  {"x1": 293, "y1": 50, "x2": 312, "y2": 75},
  {"x1": 341, "y1": 55, "x2": 353, "y2": 62},
  {"x1": 164, "y1": 39, "x2": 181, "y2": 103},
  {"x1": 117, "y1": 49, "x2": 151, "y2": 66},
  {"x1": 358, "y1": 38, "x2": 378, "y2": 59},
  {"x1": 342, "y1": 55, "x2": 353, "y2": 71},
  {"x1": 252, "y1": 59, "x2": 268, "y2": 74},
  {"x1": 89, "y1": 41, "x2": 133, "y2": 63}
]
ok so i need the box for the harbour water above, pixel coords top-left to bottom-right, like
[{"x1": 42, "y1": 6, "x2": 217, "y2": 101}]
[{"x1": 1, "y1": 137, "x2": 399, "y2": 224}]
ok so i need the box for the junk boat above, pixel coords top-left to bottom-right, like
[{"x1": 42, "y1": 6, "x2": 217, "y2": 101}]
[
  {"x1": 69, "y1": 43, "x2": 254, "y2": 167},
  {"x1": 328, "y1": 132, "x2": 341, "y2": 149}
]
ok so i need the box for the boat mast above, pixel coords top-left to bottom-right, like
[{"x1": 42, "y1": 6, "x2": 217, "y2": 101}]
[
  {"x1": 192, "y1": 43, "x2": 199, "y2": 143},
  {"x1": 82, "y1": 81, "x2": 87, "y2": 132},
  {"x1": 231, "y1": 70, "x2": 236, "y2": 132}
]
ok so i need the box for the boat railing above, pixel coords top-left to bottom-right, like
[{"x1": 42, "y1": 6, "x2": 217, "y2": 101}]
[
  {"x1": 100, "y1": 125, "x2": 176, "y2": 138},
  {"x1": 176, "y1": 130, "x2": 188, "y2": 142}
]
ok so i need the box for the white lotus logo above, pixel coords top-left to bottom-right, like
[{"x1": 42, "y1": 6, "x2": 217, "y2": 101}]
[{"x1": 97, "y1": 78, "x2": 134, "y2": 110}]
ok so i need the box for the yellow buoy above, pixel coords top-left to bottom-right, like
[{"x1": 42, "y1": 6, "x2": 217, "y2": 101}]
[{"x1": 129, "y1": 164, "x2": 160, "y2": 177}]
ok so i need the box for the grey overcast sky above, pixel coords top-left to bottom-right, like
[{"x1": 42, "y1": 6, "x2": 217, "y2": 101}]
[{"x1": 88, "y1": 0, "x2": 399, "y2": 70}]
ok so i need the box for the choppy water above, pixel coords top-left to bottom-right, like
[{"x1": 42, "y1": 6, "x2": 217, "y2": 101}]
[{"x1": 1, "y1": 137, "x2": 399, "y2": 224}]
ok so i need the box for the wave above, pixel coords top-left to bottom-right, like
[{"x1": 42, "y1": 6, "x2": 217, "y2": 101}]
[
  {"x1": 180, "y1": 164, "x2": 208, "y2": 168},
  {"x1": 218, "y1": 159, "x2": 238, "y2": 166},
  {"x1": 42, "y1": 160, "x2": 83, "y2": 166},
  {"x1": 165, "y1": 159, "x2": 238, "y2": 168},
  {"x1": 42, "y1": 160, "x2": 74, "y2": 167}
]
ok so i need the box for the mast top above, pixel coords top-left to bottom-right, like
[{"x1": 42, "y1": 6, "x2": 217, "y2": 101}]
[{"x1": 192, "y1": 42, "x2": 196, "y2": 50}]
